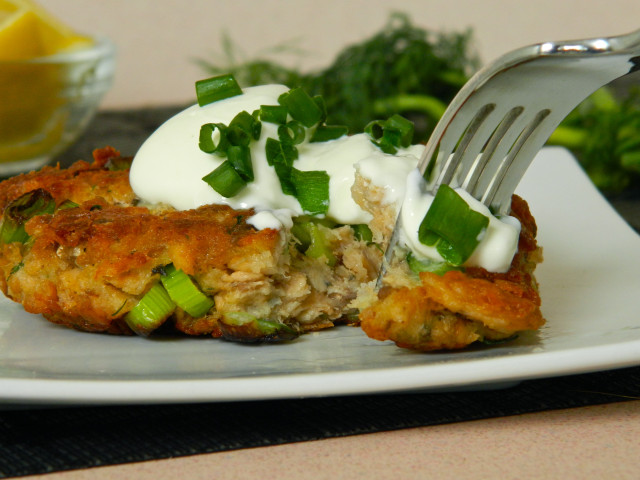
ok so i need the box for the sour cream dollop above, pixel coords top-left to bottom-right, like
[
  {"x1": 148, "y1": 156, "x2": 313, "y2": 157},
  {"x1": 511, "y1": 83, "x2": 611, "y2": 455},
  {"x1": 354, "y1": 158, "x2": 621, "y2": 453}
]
[
  {"x1": 130, "y1": 84, "x2": 520, "y2": 272},
  {"x1": 130, "y1": 85, "x2": 418, "y2": 226}
]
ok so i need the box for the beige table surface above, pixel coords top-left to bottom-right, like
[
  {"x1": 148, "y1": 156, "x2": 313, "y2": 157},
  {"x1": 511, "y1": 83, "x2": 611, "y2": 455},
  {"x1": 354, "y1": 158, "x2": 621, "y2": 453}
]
[{"x1": 22, "y1": 400, "x2": 640, "y2": 480}]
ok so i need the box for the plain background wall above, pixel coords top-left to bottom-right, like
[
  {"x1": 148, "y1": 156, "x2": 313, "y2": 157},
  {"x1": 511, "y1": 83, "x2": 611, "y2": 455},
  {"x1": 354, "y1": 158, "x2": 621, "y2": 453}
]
[{"x1": 39, "y1": 0, "x2": 640, "y2": 109}]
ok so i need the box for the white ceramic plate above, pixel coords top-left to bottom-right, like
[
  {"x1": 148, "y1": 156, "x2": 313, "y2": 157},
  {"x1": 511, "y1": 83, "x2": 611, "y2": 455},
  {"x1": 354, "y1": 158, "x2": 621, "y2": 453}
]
[{"x1": 1, "y1": 147, "x2": 639, "y2": 406}]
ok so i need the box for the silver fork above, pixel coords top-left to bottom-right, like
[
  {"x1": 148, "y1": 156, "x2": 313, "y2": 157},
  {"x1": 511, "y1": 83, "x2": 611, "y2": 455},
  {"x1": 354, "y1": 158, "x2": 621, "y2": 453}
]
[
  {"x1": 378, "y1": 28, "x2": 640, "y2": 285},
  {"x1": 420, "y1": 28, "x2": 640, "y2": 215}
]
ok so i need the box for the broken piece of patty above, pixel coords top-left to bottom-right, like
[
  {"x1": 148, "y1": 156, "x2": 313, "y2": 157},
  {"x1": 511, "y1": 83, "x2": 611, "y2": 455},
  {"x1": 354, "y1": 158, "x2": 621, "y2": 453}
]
[{"x1": 0, "y1": 147, "x2": 381, "y2": 339}]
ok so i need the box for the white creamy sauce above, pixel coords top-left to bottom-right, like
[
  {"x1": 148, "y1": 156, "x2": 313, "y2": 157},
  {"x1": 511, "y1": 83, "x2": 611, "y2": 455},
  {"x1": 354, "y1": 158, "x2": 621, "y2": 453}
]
[
  {"x1": 131, "y1": 84, "x2": 418, "y2": 226},
  {"x1": 400, "y1": 169, "x2": 520, "y2": 273},
  {"x1": 130, "y1": 84, "x2": 520, "y2": 273}
]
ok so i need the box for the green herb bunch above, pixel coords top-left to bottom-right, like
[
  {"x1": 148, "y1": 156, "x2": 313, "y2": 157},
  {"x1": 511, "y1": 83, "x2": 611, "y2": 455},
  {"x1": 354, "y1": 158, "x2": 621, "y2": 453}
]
[
  {"x1": 198, "y1": 13, "x2": 479, "y2": 143},
  {"x1": 548, "y1": 85, "x2": 640, "y2": 192}
]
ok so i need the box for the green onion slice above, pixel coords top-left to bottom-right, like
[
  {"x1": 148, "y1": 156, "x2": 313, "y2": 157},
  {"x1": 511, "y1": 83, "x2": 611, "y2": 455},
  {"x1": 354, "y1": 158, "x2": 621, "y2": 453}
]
[
  {"x1": 56, "y1": 199, "x2": 80, "y2": 210},
  {"x1": 290, "y1": 220, "x2": 336, "y2": 266},
  {"x1": 278, "y1": 88, "x2": 324, "y2": 128},
  {"x1": 106, "y1": 156, "x2": 133, "y2": 171},
  {"x1": 365, "y1": 120, "x2": 395, "y2": 154},
  {"x1": 229, "y1": 110, "x2": 262, "y2": 142},
  {"x1": 365, "y1": 114, "x2": 415, "y2": 154},
  {"x1": 312, "y1": 95, "x2": 328, "y2": 123},
  {"x1": 310, "y1": 125, "x2": 348, "y2": 143},
  {"x1": 384, "y1": 114, "x2": 415, "y2": 148},
  {"x1": 227, "y1": 145, "x2": 254, "y2": 182},
  {"x1": 160, "y1": 264, "x2": 215, "y2": 318},
  {"x1": 304, "y1": 223, "x2": 336, "y2": 266},
  {"x1": 199, "y1": 123, "x2": 229, "y2": 155},
  {"x1": 351, "y1": 224, "x2": 373, "y2": 242},
  {"x1": 265, "y1": 137, "x2": 298, "y2": 168},
  {"x1": 258, "y1": 104, "x2": 288, "y2": 125},
  {"x1": 219, "y1": 312, "x2": 300, "y2": 343},
  {"x1": 265, "y1": 138, "x2": 329, "y2": 213},
  {"x1": 125, "y1": 283, "x2": 176, "y2": 336},
  {"x1": 406, "y1": 252, "x2": 462, "y2": 276},
  {"x1": 278, "y1": 121, "x2": 306, "y2": 145},
  {"x1": 265, "y1": 138, "x2": 298, "y2": 196},
  {"x1": 290, "y1": 168, "x2": 330, "y2": 215},
  {"x1": 202, "y1": 161, "x2": 247, "y2": 198},
  {"x1": 195, "y1": 74, "x2": 242, "y2": 107},
  {"x1": 0, "y1": 189, "x2": 55, "y2": 244},
  {"x1": 418, "y1": 184, "x2": 489, "y2": 266}
]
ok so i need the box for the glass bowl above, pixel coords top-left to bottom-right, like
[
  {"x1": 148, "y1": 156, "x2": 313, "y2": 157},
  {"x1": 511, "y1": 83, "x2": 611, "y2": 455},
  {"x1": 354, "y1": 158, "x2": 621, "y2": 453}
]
[{"x1": 0, "y1": 35, "x2": 115, "y2": 177}]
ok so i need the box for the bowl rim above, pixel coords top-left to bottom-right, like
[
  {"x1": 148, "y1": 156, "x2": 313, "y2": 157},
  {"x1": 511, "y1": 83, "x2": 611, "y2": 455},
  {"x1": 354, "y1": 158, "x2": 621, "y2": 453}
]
[{"x1": 0, "y1": 35, "x2": 116, "y2": 65}]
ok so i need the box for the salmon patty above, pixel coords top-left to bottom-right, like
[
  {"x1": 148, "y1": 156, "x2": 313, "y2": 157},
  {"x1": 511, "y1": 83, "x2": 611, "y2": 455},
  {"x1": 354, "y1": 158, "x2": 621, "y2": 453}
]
[{"x1": 0, "y1": 147, "x2": 544, "y2": 350}]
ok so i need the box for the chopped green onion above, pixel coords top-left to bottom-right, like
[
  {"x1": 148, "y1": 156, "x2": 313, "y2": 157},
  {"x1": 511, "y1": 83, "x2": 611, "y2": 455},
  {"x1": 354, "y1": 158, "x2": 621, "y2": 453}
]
[
  {"x1": 229, "y1": 110, "x2": 262, "y2": 142},
  {"x1": 480, "y1": 334, "x2": 519, "y2": 345},
  {"x1": 6, "y1": 261, "x2": 23, "y2": 282},
  {"x1": 219, "y1": 312, "x2": 299, "y2": 343},
  {"x1": 0, "y1": 189, "x2": 55, "y2": 244},
  {"x1": 227, "y1": 145, "x2": 254, "y2": 182},
  {"x1": 160, "y1": 264, "x2": 215, "y2": 318},
  {"x1": 106, "y1": 156, "x2": 133, "y2": 171},
  {"x1": 365, "y1": 120, "x2": 384, "y2": 139},
  {"x1": 272, "y1": 162, "x2": 297, "y2": 197},
  {"x1": 278, "y1": 88, "x2": 324, "y2": 128},
  {"x1": 226, "y1": 125, "x2": 251, "y2": 147},
  {"x1": 351, "y1": 224, "x2": 373, "y2": 242},
  {"x1": 291, "y1": 220, "x2": 336, "y2": 266},
  {"x1": 312, "y1": 95, "x2": 328, "y2": 124},
  {"x1": 384, "y1": 114, "x2": 415, "y2": 147},
  {"x1": 290, "y1": 168, "x2": 330, "y2": 215},
  {"x1": 291, "y1": 216, "x2": 337, "y2": 247},
  {"x1": 265, "y1": 138, "x2": 298, "y2": 195},
  {"x1": 406, "y1": 252, "x2": 461, "y2": 276},
  {"x1": 125, "y1": 283, "x2": 176, "y2": 336},
  {"x1": 258, "y1": 104, "x2": 288, "y2": 124},
  {"x1": 303, "y1": 222, "x2": 336, "y2": 266},
  {"x1": 365, "y1": 120, "x2": 395, "y2": 154},
  {"x1": 365, "y1": 114, "x2": 415, "y2": 154},
  {"x1": 56, "y1": 199, "x2": 79, "y2": 210},
  {"x1": 310, "y1": 125, "x2": 349, "y2": 143},
  {"x1": 278, "y1": 121, "x2": 306, "y2": 145},
  {"x1": 418, "y1": 184, "x2": 489, "y2": 266},
  {"x1": 265, "y1": 137, "x2": 329, "y2": 213},
  {"x1": 199, "y1": 123, "x2": 229, "y2": 155},
  {"x1": 202, "y1": 161, "x2": 247, "y2": 198},
  {"x1": 265, "y1": 137, "x2": 297, "y2": 168},
  {"x1": 195, "y1": 74, "x2": 242, "y2": 107}
]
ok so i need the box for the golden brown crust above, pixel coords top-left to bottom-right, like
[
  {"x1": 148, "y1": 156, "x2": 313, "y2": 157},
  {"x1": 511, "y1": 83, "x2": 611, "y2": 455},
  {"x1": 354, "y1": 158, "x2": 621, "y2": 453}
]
[{"x1": 0, "y1": 147, "x2": 135, "y2": 211}]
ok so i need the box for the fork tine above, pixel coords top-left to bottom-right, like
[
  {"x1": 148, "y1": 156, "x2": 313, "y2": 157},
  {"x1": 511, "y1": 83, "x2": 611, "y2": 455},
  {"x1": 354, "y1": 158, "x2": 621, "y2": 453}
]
[
  {"x1": 459, "y1": 105, "x2": 525, "y2": 191},
  {"x1": 484, "y1": 109, "x2": 553, "y2": 213},
  {"x1": 427, "y1": 103, "x2": 495, "y2": 187},
  {"x1": 431, "y1": 103, "x2": 521, "y2": 190},
  {"x1": 464, "y1": 108, "x2": 544, "y2": 203}
]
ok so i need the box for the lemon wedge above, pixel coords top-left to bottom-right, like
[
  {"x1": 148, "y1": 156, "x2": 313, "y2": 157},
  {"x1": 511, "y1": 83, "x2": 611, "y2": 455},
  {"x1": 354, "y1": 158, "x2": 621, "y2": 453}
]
[
  {"x1": 0, "y1": 0, "x2": 94, "y2": 164},
  {"x1": 0, "y1": 0, "x2": 91, "y2": 60}
]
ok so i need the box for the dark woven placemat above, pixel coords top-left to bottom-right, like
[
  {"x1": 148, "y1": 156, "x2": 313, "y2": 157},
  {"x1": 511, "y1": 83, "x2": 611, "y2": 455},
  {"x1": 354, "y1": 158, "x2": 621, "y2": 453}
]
[{"x1": 1, "y1": 366, "x2": 639, "y2": 478}]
